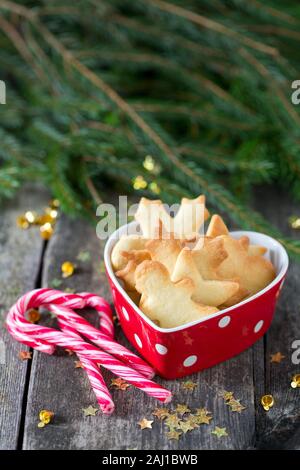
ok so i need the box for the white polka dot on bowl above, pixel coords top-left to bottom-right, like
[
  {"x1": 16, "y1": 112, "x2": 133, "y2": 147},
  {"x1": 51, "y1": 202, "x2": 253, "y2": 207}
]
[
  {"x1": 155, "y1": 344, "x2": 168, "y2": 355},
  {"x1": 121, "y1": 306, "x2": 129, "y2": 321},
  {"x1": 218, "y1": 316, "x2": 231, "y2": 328},
  {"x1": 254, "y1": 320, "x2": 264, "y2": 333},
  {"x1": 183, "y1": 355, "x2": 197, "y2": 367},
  {"x1": 134, "y1": 333, "x2": 142, "y2": 348}
]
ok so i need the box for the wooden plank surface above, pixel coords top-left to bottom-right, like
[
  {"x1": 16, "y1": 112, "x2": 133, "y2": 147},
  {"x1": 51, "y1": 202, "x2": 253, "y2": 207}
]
[
  {"x1": 22, "y1": 214, "x2": 257, "y2": 450},
  {"x1": 0, "y1": 186, "x2": 49, "y2": 450},
  {"x1": 1, "y1": 186, "x2": 299, "y2": 449},
  {"x1": 252, "y1": 188, "x2": 300, "y2": 450}
]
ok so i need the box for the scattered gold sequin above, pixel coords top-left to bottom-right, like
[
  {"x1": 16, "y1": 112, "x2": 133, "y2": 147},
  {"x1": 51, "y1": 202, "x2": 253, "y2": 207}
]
[
  {"x1": 36, "y1": 213, "x2": 55, "y2": 226},
  {"x1": 19, "y1": 351, "x2": 32, "y2": 360},
  {"x1": 50, "y1": 199, "x2": 60, "y2": 208},
  {"x1": 111, "y1": 378, "x2": 130, "y2": 391},
  {"x1": 27, "y1": 308, "x2": 41, "y2": 323},
  {"x1": 143, "y1": 156, "x2": 160, "y2": 174},
  {"x1": 16, "y1": 215, "x2": 29, "y2": 229},
  {"x1": 270, "y1": 352, "x2": 285, "y2": 363},
  {"x1": 17, "y1": 201, "x2": 59, "y2": 237},
  {"x1": 83, "y1": 405, "x2": 98, "y2": 416},
  {"x1": 45, "y1": 207, "x2": 58, "y2": 220},
  {"x1": 138, "y1": 418, "x2": 153, "y2": 429},
  {"x1": 181, "y1": 380, "x2": 197, "y2": 391},
  {"x1": 166, "y1": 430, "x2": 182, "y2": 440},
  {"x1": 291, "y1": 374, "x2": 300, "y2": 388},
  {"x1": 61, "y1": 261, "x2": 75, "y2": 278},
  {"x1": 176, "y1": 404, "x2": 191, "y2": 415},
  {"x1": 288, "y1": 215, "x2": 300, "y2": 230},
  {"x1": 40, "y1": 222, "x2": 54, "y2": 240},
  {"x1": 25, "y1": 211, "x2": 37, "y2": 224},
  {"x1": 38, "y1": 409, "x2": 54, "y2": 427},
  {"x1": 261, "y1": 394, "x2": 274, "y2": 411},
  {"x1": 133, "y1": 175, "x2": 147, "y2": 190},
  {"x1": 211, "y1": 426, "x2": 228, "y2": 438},
  {"x1": 152, "y1": 408, "x2": 170, "y2": 420},
  {"x1": 149, "y1": 182, "x2": 161, "y2": 195}
]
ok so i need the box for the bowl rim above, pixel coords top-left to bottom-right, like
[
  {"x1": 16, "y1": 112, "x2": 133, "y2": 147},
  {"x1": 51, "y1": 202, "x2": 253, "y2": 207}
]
[{"x1": 104, "y1": 222, "x2": 289, "y2": 333}]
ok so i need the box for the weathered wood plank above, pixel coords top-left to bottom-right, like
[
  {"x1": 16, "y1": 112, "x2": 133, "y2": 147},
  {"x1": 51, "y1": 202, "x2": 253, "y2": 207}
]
[
  {"x1": 0, "y1": 186, "x2": 49, "y2": 450},
  {"x1": 23, "y1": 212, "x2": 256, "y2": 450},
  {"x1": 252, "y1": 188, "x2": 300, "y2": 449}
]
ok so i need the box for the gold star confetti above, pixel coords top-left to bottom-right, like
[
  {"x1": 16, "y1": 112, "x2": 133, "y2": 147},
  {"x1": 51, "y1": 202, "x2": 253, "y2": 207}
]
[
  {"x1": 133, "y1": 175, "x2": 147, "y2": 190},
  {"x1": 291, "y1": 374, "x2": 300, "y2": 388},
  {"x1": 194, "y1": 408, "x2": 213, "y2": 424},
  {"x1": 83, "y1": 405, "x2": 98, "y2": 416},
  {"x1": 260, "y1": 394, "x2": 274, "y2": 411},
  {"x1": 138, "y1": 418, "x2": 153, "y2": 429},
  {"x1": 220, "y1": 390, "x2": 234, "y2": 402},
  {"x1": 166, "y1": 430, "x2": 182, "y2": 440},
  {"x1": 19, "y1": 351, "x2": 32, "y2": 360},
  {"x1": 65, "y1": 287, "x2": 76, "y2": 293},
  {"x1": 270, "y1": 352, "x2": 285, "y2": 363},
  {"x1": 176, "y1": 404, "x2": 191, "y2": 415},
  {"x1": 27, "y1": 308, "x2": 41, "y2": 323},
  {"x1": 184, "y1": 415, "x2": 199, "y2": 430},
  {"x1": 165, "y1": 414, "x2": 181, "y2": 429},
  {"x1": 74, "y1": 361, "x2": 84, "y2": 369},
  {"x1": 38, "y1": 409, "x2": 54, "y2": 428},
  {"x1": 177, "y1": 420, "x2": 194, "y2": 433},
  {"x1": 152, "y1": 408, "x2": 170, "y2": 420},
  {"x1": 61, "y1": 261, "x2": 75, "y2": 278},
  {"x1": 181, "y1": 380, "x2": 197, "y2": 391},
  {"x1": 227, "y1": 399, "x2": 246, "y2": 413},
  {"x1": 40, "y1": 222, "x2": 54, "y2": 240},
  {"x1": 65, "y1": 349, "x2": 74, "y2": 356},
  {"x1": 77, "y1": 250, "x2": 91, "y2": 262},
  {"x1": 211, "y1": 426, "x2": 228, "y2": 438},
  {"x1": 288, "y1": 215, "x2": 300, "y2": 230},
  {"x1": 111, "y1": 378, "x2": 131, "y2": 390}
]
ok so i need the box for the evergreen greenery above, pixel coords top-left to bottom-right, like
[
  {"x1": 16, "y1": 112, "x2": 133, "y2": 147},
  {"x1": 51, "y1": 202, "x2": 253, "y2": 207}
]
[{"x1": 1, "y1": 0, "x2": 300, "y2": 257}]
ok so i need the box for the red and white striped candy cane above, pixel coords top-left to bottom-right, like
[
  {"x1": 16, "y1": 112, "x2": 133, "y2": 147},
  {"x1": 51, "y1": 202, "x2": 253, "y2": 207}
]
[
  {"x1": 55, "y1": 307, "x2": 115, "y2": 415},
  {"x1": 6, "y1": 289, "x2": 172, "y2": 412}
]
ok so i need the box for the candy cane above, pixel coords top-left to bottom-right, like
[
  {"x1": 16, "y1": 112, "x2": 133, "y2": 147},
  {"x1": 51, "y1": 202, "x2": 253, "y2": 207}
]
[
  {"x1": 55, "y1": 308, "x2": 115, "y2": 415},
  {"x1": 6, "y1": 289, "x2": 172, "y2": 412}
]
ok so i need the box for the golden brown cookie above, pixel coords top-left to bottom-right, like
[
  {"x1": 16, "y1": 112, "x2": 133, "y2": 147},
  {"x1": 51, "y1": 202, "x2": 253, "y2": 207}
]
[
  {"x1": 135, "y1": 260, "x2": 218, "y2": 328},
  {"x1": 172, "y1": 247, "x2": 239, "y2": 307}
]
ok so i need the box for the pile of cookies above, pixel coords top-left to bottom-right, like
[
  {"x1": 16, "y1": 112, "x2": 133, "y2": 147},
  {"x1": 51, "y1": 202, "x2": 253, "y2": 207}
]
[{"x1": 111, "y1": 196, "x2": 276, "y2": 329}]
